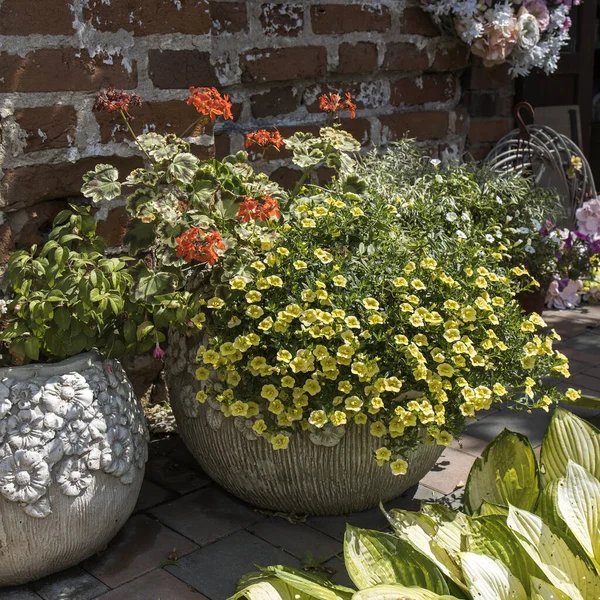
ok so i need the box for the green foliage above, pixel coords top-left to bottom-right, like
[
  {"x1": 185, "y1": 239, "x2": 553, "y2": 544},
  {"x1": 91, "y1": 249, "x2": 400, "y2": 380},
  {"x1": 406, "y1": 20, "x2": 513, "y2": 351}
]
[
  {"x1": 0, "y1": 206, "x2": 199, "y2": 365},
  {"x1": 229, "y1": 409, "x2": 600, "y2": 600}
]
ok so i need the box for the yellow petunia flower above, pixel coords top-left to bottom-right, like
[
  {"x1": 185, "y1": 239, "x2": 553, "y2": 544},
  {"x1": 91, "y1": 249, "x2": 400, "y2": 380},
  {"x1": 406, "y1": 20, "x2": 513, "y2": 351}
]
[
  {"x1": 261, "y1": 384, "x2": 279, "y2": 401},
  {"x1": 390, "y1": 459, "x2": 408, "y2": 476},
  {"x1": 207, "y1": 297, "x2": 225, "y2": 309}
]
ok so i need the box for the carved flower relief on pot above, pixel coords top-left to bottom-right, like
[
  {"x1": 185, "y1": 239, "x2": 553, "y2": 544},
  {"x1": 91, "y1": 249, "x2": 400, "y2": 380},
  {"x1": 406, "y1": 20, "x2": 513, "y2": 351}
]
[{"x1": 0, "y1": 359, "x2": 148, "y2": 519}]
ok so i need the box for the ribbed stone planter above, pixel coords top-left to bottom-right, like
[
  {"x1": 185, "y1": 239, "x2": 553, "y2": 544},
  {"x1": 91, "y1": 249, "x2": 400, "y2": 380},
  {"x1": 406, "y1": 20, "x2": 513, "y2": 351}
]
[
  {"x1": 0, "y1": 351, "x2": 148, "y2": 587},
  {"x1": 166, "y1": 331, "x2": 443, "y2": 516}
]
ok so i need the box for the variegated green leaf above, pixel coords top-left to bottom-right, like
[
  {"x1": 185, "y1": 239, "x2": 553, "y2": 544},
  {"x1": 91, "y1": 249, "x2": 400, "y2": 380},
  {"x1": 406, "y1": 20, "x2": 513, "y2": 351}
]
[
  {"x1": 167, "y1": 152, "x2": 200, "y2": 185},
  {"x1": 507, "y1": 505, "x2": 600, "y2": 600},
  {"x1": 353, "y1": 585, "x2": 461, "y2": 600},
  {"x1": 421, "y1": 504, "x2": 469, "y2": 556},
  {"x1": 556, "y1": 461, "x2": 600, "y2": 570},
  {"x1": 81, "y1": 164, "x2": 121, "y2": 204},
  {"x1": 344, "y1": 526, "x2": 449, "y2": 594},
  {"x1": 529, "y1": 576, "x2": 572, "y2": 600},
  {"x1": 464, "y1": 429, "x2": 540, "y2": 515},
  {"x1": 540, "y1": 408, "x2": 600, "y2": 486},
  {"x1": 460, "y1": 552, "x2": 527, "y2": 600}
]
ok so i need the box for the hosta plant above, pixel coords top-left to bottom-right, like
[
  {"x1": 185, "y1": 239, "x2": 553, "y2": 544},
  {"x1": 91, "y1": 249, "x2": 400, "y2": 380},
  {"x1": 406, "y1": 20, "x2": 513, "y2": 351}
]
[{"x1": 231, "y1": 407, "x2": 600, "y2": 599}]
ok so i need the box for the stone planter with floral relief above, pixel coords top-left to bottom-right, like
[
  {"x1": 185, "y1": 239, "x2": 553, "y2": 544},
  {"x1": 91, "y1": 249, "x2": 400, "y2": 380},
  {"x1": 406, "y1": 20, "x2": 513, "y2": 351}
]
[
  {"x1": 166, "y1": 330, "x2": 442, "y2": 516},
  {"x1": 0, "y1": 351, "x2": 148, "y2": 587}
]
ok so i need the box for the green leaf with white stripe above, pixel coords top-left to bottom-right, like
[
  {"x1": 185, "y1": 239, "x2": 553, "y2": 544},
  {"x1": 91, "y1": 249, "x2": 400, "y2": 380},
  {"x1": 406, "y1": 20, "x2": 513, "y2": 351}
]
[
  {"x1": 344, "y1": 526, "x2": 449, "y2": 594},
  {"x1": 421, "y1": 504, "x2": 469, "y2": 556},
  {"x1": 467, "y1": 514, "x2": 543, "y2": 593},
  {"x1": 385, "y1": 509, "x2": 467, "y2": 592},
  {"x1": 530, "y1": 577, "x2": 571, "y2": 600},
  {"x1": 556, "y1": 461, "x2": 600, "y2": 570},
  {"x1": 464, "y1": 429, "x2": 540, "y2": 515},
  {"x1": 460, "y1": 552, "x2": 527, "y2": 600},
  {"x1": 353, "y1": 585, "x2": 461, "y2": 600},
  {"x1": 540, "y1": 408, "x2": 600, "y2": 486},
  {"x1": 507, "y1": 505, "x2": 600, "y2": 600}
]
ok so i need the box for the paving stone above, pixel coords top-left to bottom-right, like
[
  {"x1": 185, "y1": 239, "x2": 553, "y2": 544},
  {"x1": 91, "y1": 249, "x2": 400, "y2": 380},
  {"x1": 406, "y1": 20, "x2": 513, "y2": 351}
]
[
  {"x1": 421, "y1": 447, "x2": 476, "y2": 495},
  {"x1": 145, "y1": 454, "x2": 211, "y2": 496},
  {"x1": 466, "y1": 406, "x2": 552, "y2": 447},
  {"x1": 0, "y1": 589, "x2": 41, "y2": 600},
  {"x1": 83, "y1": 514, "x2": 197, "y2": 588},
  {"x1": 581, "y1": 364, "x2": 600, "y2": 379},
  {"x1": 97, "y1": 569, "x2": 207, "y2": 600},
  {"x1": 306, "y1": 491, "x2": 426, "y2": 542},
  {"x1": 248, "y1": 516, "x2": 341, "y2": 562},
  {"x1": 566, "y1": 373, "x2": 600, "y2": 394},
  {"x1": 165, "y1": 530, "x2": 299, "y2": 599},
  {"x1": 322, "y1": 557, "x2": 354, "y2": 588},
  {"x1": 134, "y1": 478, "x2": 176, "y2": 512},
  {"x1": 30, "y1": 567, "x2": 107, "y2": 600},
  {"x1": 560, "y1": 348, "x2": 600, "y2": 366},
  {"x1": 451, "y1": 434, "x2": 489, "y2": 457},
  {"x1": 150, "y1": 486, "x2": 263, "y2": 546}
]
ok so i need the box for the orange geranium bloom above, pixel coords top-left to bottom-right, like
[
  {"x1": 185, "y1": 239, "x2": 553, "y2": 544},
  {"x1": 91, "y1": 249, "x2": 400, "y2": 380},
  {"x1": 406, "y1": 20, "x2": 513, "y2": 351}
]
[
  {"x1": 237, "y1": 195, "x2": 280, "y2": 222},
  {"x1": 186, "y1": 87, "x2": 233, "y2": 121},
  {"x1": 93, "y1": 88, "x2": 142, "y2": 119},
  {"x1": 318, "y1": 92, "x2": 356, "y2": 119},
  {"x1": 175, "y1": 227, "x2": 225, "y2": 265},
  {"x1": 244, "y1": 128, "x2": 285, "y2": 149}
]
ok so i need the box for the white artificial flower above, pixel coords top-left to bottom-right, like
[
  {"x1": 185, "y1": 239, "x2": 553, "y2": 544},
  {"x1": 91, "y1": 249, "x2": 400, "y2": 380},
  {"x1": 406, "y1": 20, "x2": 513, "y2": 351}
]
[{"x1": 517, "y1": 12, "x2": 541, "y2": 50}]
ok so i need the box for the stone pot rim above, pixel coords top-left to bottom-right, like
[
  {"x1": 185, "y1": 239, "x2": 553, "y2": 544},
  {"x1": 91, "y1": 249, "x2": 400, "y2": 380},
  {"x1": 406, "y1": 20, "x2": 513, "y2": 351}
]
[{"x1": 0, "y1": 350, "x2": 102, "y2": 381}]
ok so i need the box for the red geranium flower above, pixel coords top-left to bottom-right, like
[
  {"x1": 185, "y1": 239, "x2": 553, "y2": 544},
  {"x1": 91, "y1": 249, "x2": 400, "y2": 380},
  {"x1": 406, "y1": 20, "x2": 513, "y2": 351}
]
[
  {"x1": 244, "y1": 128, "x2": 285, "y2": 149},
  {"x1": 318, "y1": 92, "x2": 356, "y2": 119},
  {"x1": 175, "y1": 227, "x2": 225, "y2": 265},
  {"x1": 237, "y1": 195, "x2": 280, "y2": 222},
  {"x1": 186, "y1": 87, "x2": 233, "y2": 121},
  {"x1": 93, "y1": 88, "x2": 142, "y2": 119}
]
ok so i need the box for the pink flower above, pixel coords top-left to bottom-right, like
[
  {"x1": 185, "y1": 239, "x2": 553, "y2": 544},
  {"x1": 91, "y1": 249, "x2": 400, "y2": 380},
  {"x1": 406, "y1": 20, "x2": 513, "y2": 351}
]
[
  {"x1": 153, "y1": 344, "x2": 165, "y2": 360},
  {"x1": 545, "y1": 278, "x2": 582, "y2": 310},
  {"x1": 576, "y1": 197, "x2": 600, "y2": 240},
  {"x1": 471, "y1": 21, "x2": 518, "y2": 66},
  {"x1": 523, "y1": 0, "x2": 550, "y2": 31}
]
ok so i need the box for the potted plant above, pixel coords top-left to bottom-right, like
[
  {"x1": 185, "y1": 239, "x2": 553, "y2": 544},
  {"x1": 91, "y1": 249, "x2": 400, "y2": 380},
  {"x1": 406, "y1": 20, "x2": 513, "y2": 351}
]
[
  {"x1": 0, "y1": 205, "x2": 183, "y2": 585},
  {"x1": 83, "y1": 89, "x2": 572, "y2": 516}
]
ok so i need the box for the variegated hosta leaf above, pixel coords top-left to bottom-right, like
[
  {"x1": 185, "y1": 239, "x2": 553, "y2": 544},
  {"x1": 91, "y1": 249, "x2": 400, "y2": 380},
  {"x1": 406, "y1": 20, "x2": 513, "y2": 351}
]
[
  {"x1": 507, "y1": 505, "x2": 600, "y2": 600},
  {"x1": 460, "y1": 552, "x2": 528, "y2": 600},
  {"x1": 81, "y1": 164, "x2": 121, "y2": 204},
  {"x1": 384, "y1": 508, "x2": 467, "y2": 593},
  {"x1": 556, "y1": 461, "x2": 600, "y2": 570},
  {"x1": 529, "y1": 576, "x2": 572, "y2": 600},
  {"x1": 474, "y1": 501, "x2": 508, "y2": 517},
  {"x1": 421, "y1": 504, "x2": 469, "y2": 556},
  {"x1": 230, "y1": 567, "x2": 353, "y2": 600},
  {"x1": 167, "y1": 152, "x2": 200, "y2": 185},
  {"x1": 353, "y1": 584, "x2": 461, "y2": 600},
  {"x1": 343, "y1": 526, "x2": 449, "y2": 595},
  {"x1": 464, "y1": 429, "x2": 540, "y2": 515},
  {"x1": 467, "y1": 514, "x2": 544, "y2": 593},
  {"x1": 540, "y1": 408, "x2": 600, "y2": 486}
]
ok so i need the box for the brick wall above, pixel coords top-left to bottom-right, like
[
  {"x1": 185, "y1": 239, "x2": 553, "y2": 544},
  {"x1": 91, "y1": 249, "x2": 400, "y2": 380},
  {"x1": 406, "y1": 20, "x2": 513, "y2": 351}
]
[{"x1": 0, "y1": 0, "x2": 515, "y2": 255}]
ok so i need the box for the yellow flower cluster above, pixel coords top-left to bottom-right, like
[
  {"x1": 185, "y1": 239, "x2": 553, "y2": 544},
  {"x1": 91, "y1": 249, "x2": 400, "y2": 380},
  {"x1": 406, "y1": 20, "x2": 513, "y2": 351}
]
[{"x1": 190, "y1": 192, "x2": 574, "y2": 475}]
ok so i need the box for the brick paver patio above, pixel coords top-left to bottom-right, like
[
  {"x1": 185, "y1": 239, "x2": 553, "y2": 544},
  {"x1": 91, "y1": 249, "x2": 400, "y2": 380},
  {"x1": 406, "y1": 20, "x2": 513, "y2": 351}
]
[{"x1": 3, "y1": 306, "x2": 600, "y2": 600}]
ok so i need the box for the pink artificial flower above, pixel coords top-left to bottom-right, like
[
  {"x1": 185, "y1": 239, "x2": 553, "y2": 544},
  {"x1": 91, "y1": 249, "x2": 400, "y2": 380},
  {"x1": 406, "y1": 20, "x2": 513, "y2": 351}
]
[
  {"x1": 471, "y1": 21, "x2": 518, "y2": 66},
  {"x1": 545, "y1": 278, "x2": 582, "y2": 310},
  {"x1": 153, "y1": 343, "x2": 165, "y2": 360}
]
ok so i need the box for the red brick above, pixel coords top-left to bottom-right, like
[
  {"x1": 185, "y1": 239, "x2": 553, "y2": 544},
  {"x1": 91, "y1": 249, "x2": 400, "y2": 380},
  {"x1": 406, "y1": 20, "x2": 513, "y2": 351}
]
[
  {"x1": 148, "y1": 50, "x2": 218, "y2": 89},
  {"x1": 391, "y1": 74, "x2": 455, "y2": 106},
  {"x1": 84, "y1": 0, "x2": 210, "y2": 35},
  {"x1": 0, "y1": 0, "x2": 74, "y2": 35},
  {"x1": 241, "y1": 46, "x2": 326, "y2": 84},
  {"x1": 96, "y1": 206, "x2": 131, "y2": 247},
  {"x1": 95, "y1": 100, "x2": 203, "y2": 143},
  {"x1": 398, "y1": 7, "x2": 439, "y2": 36},
  {"x1": 13, "y1": 106, "x2": 77, "y2": 153},
  {"x1": 211, "y1": 1, "x2": 248, "y2": 34},
  {"x1": 0, "y1": 156, "x2": 142, "y2": 211},
  {"x1": 340, "y1": 118, "x2": 370, "y2": 146},
  {"x1": 7, "y1": 200, "x2": 67, "y2": 247},
  {"x1": 430, "y1": 45, "x2": 470, "y2": 72},
  {"x1": 250, "y1": 87, "x2": 299, "y2": 118},
  {"x1": 269, "y1": 166, "x2": 302, "y2": 189},
  {"x1": 380, "y1": 111, "x2": 449, "y2": 141},
  {"x1": 0, "y1": 50, "x2": 136, "y2": 93},
  {"x1": 311, "y1": 4, "x2": 391, "y2": 34},
  {"x1": 469, "y1": 143, "x2": 495, "y2": 160},
  {"x1": 260, "y1": 3, "x2": 304, "y2": 36},
  {"x1": 382, "y1": 43, "x2": 429, "y2": 72},
  {"x1": 454, "y1": 106, "x2": 469, "y2": 135},
  {"x1": 468, "y1": 65, "x2": 513, "y2": 90},
  {"x1": 338, "y1": 42, "x2": 378, "y2": 75},
  {"x1": 469, "y1": 117, "x2": 513, "y2": 143},
  {"x1": 189, "y1": 144, "x2": 216, "y2": 161},
  {"x1": 215, "y1": 132, "x2": 231, "y2": 159}
]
